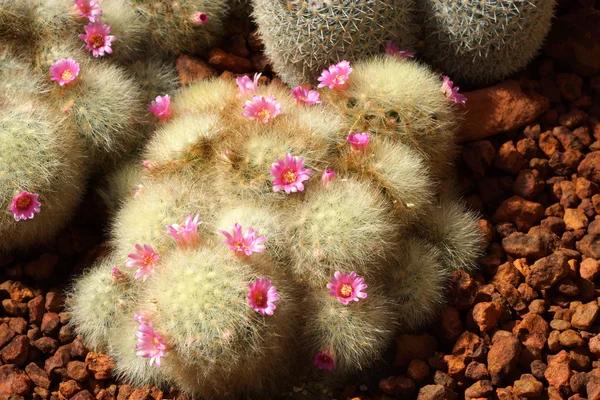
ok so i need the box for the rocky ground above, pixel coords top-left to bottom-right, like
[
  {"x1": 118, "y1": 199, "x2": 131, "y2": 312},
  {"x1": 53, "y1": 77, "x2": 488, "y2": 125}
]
[{"x1": 2, "y1": 1, "x2": 600, "y2": 399}]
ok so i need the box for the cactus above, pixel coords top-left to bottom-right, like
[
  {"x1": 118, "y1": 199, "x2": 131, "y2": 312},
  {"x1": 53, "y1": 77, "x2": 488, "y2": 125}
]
[
  {"x1": 70, "y1": 57, "x2": 482, "y2": 397},
  {"x1": 418, "y1": 0, "x2": 556, "y2": 85},
  {"x1": 251, "y1": 0, "x2": 417, "y2": 87}
]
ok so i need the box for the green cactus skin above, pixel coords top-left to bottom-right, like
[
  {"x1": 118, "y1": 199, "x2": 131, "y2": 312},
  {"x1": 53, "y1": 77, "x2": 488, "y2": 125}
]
[
  {"x1": 251, "y1": 0, "x2": 417, "y2": 87},
  {"x1": 418, "y1": 0, "x2": 556, "y2": 85},
  {"x1": 71, "y1": 57, "x2": 483, "y2": 396}
]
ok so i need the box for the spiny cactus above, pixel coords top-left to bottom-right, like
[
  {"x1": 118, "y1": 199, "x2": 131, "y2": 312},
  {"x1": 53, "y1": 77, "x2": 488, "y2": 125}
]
[
  {"x1": 70, "y1": 57, "x2": 482, "y2": 397},
  {"x1": 252, "y1": 0, "x2": 417, "y2": 87},
  {"x1": 418, "y1": 0, "x2": 556, "y2": 85}
]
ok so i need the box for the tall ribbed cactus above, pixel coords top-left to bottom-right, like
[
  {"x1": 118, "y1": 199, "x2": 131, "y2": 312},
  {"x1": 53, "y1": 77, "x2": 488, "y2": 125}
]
[
  {"x1": 418, "y1": 0, "x2": 556, "y2": 85},
  {"x1": 251, "y1": 0, "x2": 416, "y2": 86}
]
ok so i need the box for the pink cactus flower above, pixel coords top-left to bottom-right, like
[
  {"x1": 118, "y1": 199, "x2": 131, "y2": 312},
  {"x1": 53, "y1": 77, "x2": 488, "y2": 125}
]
[
  {"x1": 384, "y1": 41, "x2": 415, "y2": 59},
  {"x1": 191, "y1": 12, "x2": 208, "y2": 24},
  {"x1": 291, "y1": 86, "x2": 321, "y2": 105},
  {"x1": 136, "y1": 321, "x2": 167, "y2": 367},
  {"x1": 111, "y1": 267, "x2": 126, "y2": 283},
  {"x1": 79, "y1": 21, "x2": 116, "y2": 57},
  {"x1": 247, "y1": 277, "x2": 279, "y2": 316},
  {"x1": 132, "y1": 184, "x2": 144, "y2": 198},
  {"x1": 314, "y1": 350, "x2": 335, "y2": 371},
  {"x1": 73, "y1": 0, "x2": 103, "y2": 22},
  {"x1": 147, "y1": 95, "x2": 172, "y2": 121},
  {"x1": 166, "y1": 214, "x2": 202, "y2": 248},
  {"x1": 347, "y1": 132, "x2": 370, "y2": 151},
  {"x1": 126, "y1": 244, "x2": 159, "y2": 281},
  {"x1": 321, "y1": 169, "x2": 335, "y2": 186},
  {"x1": 327, "y1": 271, "x2": 368, "y2": 305},
  {"x1": 242, "y1": 95, "x2": 282, "y2": 123},
  {"x1": 317, "y1": 60, "x2": 352, "y2": 90},
  {"x1": 10, "y1": 191, "x2": 41, "y2": 221},
  {"x1": 269, "y1": 153, "x2": 313, "y2": 193},
  {"x1": 219, "y1": 223, "x2": 266, "y2": 256},
  {"x1": 134, "y1": 310, "x2": 151, "y2": 325},
  {"x1": 142, "y1": 160, "x2": 153, "y2": 170},
  {"x1": 49, "y1": 58, "x2": 80, "y2": 86},
  {"x1": 236, "y1": 73, "x2": 261, "y2": 95},
  {"x1": 441, "y1": 76, "x2": 467, "y2": 105}
]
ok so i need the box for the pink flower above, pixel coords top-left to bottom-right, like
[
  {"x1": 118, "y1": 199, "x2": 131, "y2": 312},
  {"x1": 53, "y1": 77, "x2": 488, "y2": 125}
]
[
  {"x1": 136, "y1": 321, "x2": 167, "y2": 367},
  {"x1": 321, "y1": 169, "x2": 335, "y2": 186},
  {"x1": 327, "y1": 271, "x2": 367, "y2": 305},
  {"x1": 10, "y1": 191, "x2": 41, "y2": 221},
  {"x1": 73, "y1": 0, "x2": 103, "y2": 22},
  {"x1": 142, "y1": 160, "x2": 153, "y2": 170},
  {"x1": 242, "y1": 95, "x2": 282, "y2": 123},
  {"x1": 166, "y1": 214, "x2": 202, "y2": 248},
  {"x1": 219, "y1": 223, "x2": 266, "y2": 256},
  {"x1": 134, "y1": 310, "x2": 151, "y2": 325},
  {"x1": 314, "y1": 350, "x2": 335, "y2": 371},
  {"x1": 317, "y1": 60, "x2": 352, "y2": 90},
  {"x1": 236, "y1": 73, "x2": 261, "y2": 96},
  {"x1": 132, "y1": 184, "x2": 144, "y2": 198},
  {"x1": 291, "y1": 86, "x2": 321, "y2": 105},
  {"x1": 441, "y1": 76, "x2": 467, "y2": 105},
  {"x1": 111, "y1": 267, "x2": 126, "y2": 283},
  {"x1": 49, "y1": 58, "x2": 80, "y2": 86},
  {"x1": 126, "y1": 244, "x2": 159, "y2": 281},
  {"x1": 384, "y1": 41, "x2": 415, "y2": 59},
  {"x1": 79, "y1": 21, "x2": 116, "y2": 57},
  {"x1": 269, "y1": 153, "x2": 313, "y2": 193},
  {"x1": 191, "y1": 12, "x2": 208, "y2": 24},
  {"x1": 247, "y1": 277, "x2": 279, "y2": 316},
  {"x1": 347, "y1": 132, "x2": 370, "y2": 151},
  {"x1": 147, "y1": 95, "x2": 172, "y2": 121}
]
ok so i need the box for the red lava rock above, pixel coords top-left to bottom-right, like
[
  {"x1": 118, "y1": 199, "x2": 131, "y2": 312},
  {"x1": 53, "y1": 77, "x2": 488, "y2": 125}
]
[
  {"x1": 513, "y1": 169, "x2": 545, "y2": 200},
  {"x1": 526, "y1": 251, "x2": 570, "y2": 290},
  {"x1": 516, "y1": 138, "x2": 538, "y2": 159},
  {"x1": 559, "y1": 109, "x2": 588, "y2": 128},
  {"x1": 551, "y1": 319, "x2": 572, "y2": 331},
  {"x1": 462, "y1": 141, "x2": 496, "y2": 179},
  {"x1": 24, "y1": 253, "x2": 58, "y2": 281},
  {"x1": 67, "y1": 361, "x2": 89, "y2": 382},
  {"x1": 578, "y1": 152, "x2": 600, "y2": 183},
  {"x1": 513, "y1": 377, "x2": 544, "y2": 398},
  {"x1": 577, "y1": 234, "x2": 600, "y2": 258},
  {"x1": 550, "y1": 150, "x2": 584, "y2": 176},
  {"x1": 175, "y1": 54, "x2": 217, "y2": 85},
  {"x1": 9, "y1": 281, "x2": 34, "y2": 302},
  {"x1": 464, "y1": 380, "x2": 493, "y2": 400},
  {"x1": 478, "y1": 219, "x2": 495, "y2": 248},
  {"x1": 417, "y1": 385, "x2": 458, "y2": 400},
  {"x1": 0, "y1": 323, "x2": 16, "y2": 347},
  {"x1": 590, "y1": 220, "x2": 600, "y2": 234},
  {"x1": 577, "y1": 177, "x2": 599, "y2": 199},
  {"x1": 488, "y1": 331, "x2": 521, "y2": 385},
  {"x1": 25, "y1": 363, "x2": 50, "y2": 389},
  {"x1": 85, "y1": 352, "x2": 115, "y2": 380},
  {"x1": 27, "y1": 295, "x2": 45, "y2": 325},
  {"x1": 564, "y1": 208, "x2": 589, "y2": 231},
  {"x1": 0, "y1": 364, "x2": 32, "y2": 397},
  {"x1": 540, "y1": 131, "x2": 561, "y2": 158},
  {"x1": 546, "y1": 350, "x2": 572, "y2": 391},
  {"x1": 571, "y1": 301, "x2": 599, "y2": 330},
  {"x1": 472, "y1": 301, "x2": 503, "y2": 332},
  {"x1": 2, "y1": 299, "x2": 28, "y2": 317},
  {"x1": 45, "y1": 345, "x2": 71, "y2": 375},
  {"x1": 494, "y1": 141, "x2": 528, "y2": 174},
  {"x1": 59, "y1": 379, "x2": 81, "y2": 398},
  {"x1": 71, "y1": 390, "x2": 95, "y2": 400},
  {"x1": 460, "y1": 80, "x2": 549, "y2": 142},
  {"x1": 117, "y1": 384, "x2": 134, "y2": 400},
  {"x1": 465, "y1": 361, "x2": 490, "y2": 381},
  {"x1": 207, "y1": 48, "x2": 252, "y2": 73},
  {"x1": 379, "y1": 376, "x2": 416, "y2": 398},
  {"x1": 1, "y1": 335, "x2": 29, "y2": 366},
  {"x1": 407, "y1": 359, "x2": 430, "y2": 381},
  {"x1": 33, "y1": 336, "x2": 58, "y2": 354},
  {"x1": 559, "y1": 330, "x2": 585, "y2": 348},
  {"x1": 437, "y1": 306, "x2": 463, "y2": 343},
  {"x1": 41, "y1": 312, "x2": 60, "y2": 336},
  {"x1": 502, "y1": 230, "x2": 558, "y2": 259},
  {"x1": 493, "y1": 196, "x2": 544, "y2": 232},
  {"x1": 44, "y1": 291, "x2": 63, "y2": 313},
  {"x1": 556, "y1": 74, "x2": 583, "y2": 102},
  {"x1": 58, "y1": 325, "x2": 75, "y2": 344}
]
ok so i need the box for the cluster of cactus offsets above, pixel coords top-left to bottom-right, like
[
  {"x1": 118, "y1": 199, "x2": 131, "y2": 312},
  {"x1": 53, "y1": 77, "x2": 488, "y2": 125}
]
[
  {"x1": 251, "y1": 0, "x2": 417, "y2": 87},
  {"x1": 69, "y1": 55, "x2": 484, "y2": 398},
  {"x1": 418, "y1": 0, "x2": 556, "y2": 85}
]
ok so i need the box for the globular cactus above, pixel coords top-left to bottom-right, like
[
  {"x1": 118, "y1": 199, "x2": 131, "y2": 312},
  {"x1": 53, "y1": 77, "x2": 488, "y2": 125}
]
[
  {"x1": 71, "y1": 56, "x2": 483, "y2": 397},
  {"x1": 251, "y1": 0, "x2": 417, "y2": 87},
  {"x1": 418, "y1": 0, "x2": 556, "y2": 85}
]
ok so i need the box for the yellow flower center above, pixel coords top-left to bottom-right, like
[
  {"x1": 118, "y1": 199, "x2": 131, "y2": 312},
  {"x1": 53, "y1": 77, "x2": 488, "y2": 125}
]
[
  {"x1": 257, "y1": 109, "x2": 271, "y2": 121},
  {"x1": 142, "y1": 254, "x2": 155, "y2": 267},
  {"x1": 252, "y1": 291, "x2": 266, "y2": 307},
  {"x1": 334, "y1": 75, "x2": 345, "y2": 84},
  {"x1": 339, "y1": 284, "x2": 353, "y2": 298},
  {"x1": 61, "y1": 69, "x2": 73, "y2": 81},
  {"x1": 282, "y1": 170, "x2": 297, "y2": 184},
  {"x1": 16, "y1": 196, "x2": 31, "y2": 210},
  {"x1": 153, "y1": 337, "x2": 159, "y2": 345},
  {"x1": 89, "y1": 33, "x2": 104, "y2": 48}
]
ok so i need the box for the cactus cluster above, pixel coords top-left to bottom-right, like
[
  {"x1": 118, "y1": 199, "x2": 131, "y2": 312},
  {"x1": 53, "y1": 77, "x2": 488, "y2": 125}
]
[
  {"x1": 251, "y1": 0, "x2": 556, "y2": 87},
  {"x1": 69, "y1": 56, "x2": 483, "y2": 398},
  {"x1": 417, "y1": 0, "x2": 556, "y2": 85}
]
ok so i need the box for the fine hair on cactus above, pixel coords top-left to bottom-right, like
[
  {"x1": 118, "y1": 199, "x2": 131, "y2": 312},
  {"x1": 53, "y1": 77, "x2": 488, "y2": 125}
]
[
  {"x1": 251, "y1": 0, "x2": 417, "y2": 87},
  {"x1": 70, "y1": 56, "x2": 483, "y2": 397},
  {"x1": 418, "y1": 0, "x2": 556, "y2": 85}
]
